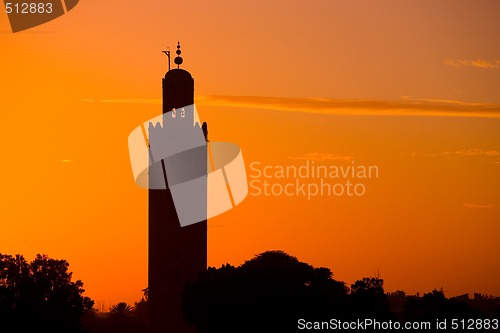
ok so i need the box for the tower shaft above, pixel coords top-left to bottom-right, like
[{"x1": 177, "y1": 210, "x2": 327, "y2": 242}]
[{"x1": 148, "y1": 66, "x2": 207, "y2": 333}]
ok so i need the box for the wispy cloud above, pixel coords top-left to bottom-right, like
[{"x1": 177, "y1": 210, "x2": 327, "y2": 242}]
[
  {"x1": 81, "y1": 96, "x2": 500, "y2": 118},
  {"x1": 444, "y1": 58, "x2": 500, "y2": 70},
  {"x1": 196, "y1": 95, "x2": 500, "y2": 118},
  {"x1": 288, "y1": 152, "x2": 354, "y2": 162},
  {"x1": 406, "y1": 148, "x2": 500, "y2": 158},
  {"x1": 462, "y1": 203, "x2": 494, "y2": 209},
  {"x1": 453, "y1": 149, "x2": 500, "y2": 157},
  {"x1": 81, "y1": 98, "x2": 161, "y2": 104}
]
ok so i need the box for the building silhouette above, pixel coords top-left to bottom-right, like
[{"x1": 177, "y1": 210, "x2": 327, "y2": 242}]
[{"x1": 148, "y1": 42, "x2": 207, "y2": 333}]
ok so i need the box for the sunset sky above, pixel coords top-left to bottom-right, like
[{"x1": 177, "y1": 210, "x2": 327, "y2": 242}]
[{"x1": 1, "y1": 0, "x2": 499, "y2": 307}]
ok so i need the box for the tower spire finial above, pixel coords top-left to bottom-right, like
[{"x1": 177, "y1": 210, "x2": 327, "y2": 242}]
[{"x1": 174, "y1": 41, "x2": 183, "y2": 69}]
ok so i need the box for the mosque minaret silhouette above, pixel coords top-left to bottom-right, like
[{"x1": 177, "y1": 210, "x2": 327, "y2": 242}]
[{"x1": 148, "y1": 42, "x2": 207, "y2": 333}]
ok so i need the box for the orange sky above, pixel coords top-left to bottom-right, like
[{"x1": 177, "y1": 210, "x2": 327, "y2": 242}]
[{"x1": 0, "y1": 1, "x2": 499, "y2": 307}]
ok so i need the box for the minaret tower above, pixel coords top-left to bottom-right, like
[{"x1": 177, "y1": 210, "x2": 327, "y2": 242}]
[{"x1": 148, "y1": 42, "x2": 207, "y2": 333}]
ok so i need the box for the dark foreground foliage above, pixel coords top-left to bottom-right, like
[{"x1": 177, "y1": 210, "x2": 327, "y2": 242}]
[
  {"x1": 182, "y1": 251, "x2": 499, "y2": 333},
  {"x1": 0, "y1": 253, "x2": 94, "y2": 333},
  {"x1": 1, "y1": 251, "x2": 498, "y2": 333}
]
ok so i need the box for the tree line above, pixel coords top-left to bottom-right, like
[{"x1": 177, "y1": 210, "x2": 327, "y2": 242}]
[{"x1": 1, "y1": 251, "x2": 498, "y2": 332}]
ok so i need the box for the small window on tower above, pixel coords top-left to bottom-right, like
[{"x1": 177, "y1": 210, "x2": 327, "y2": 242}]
[
  {"x1": 180, "y1": 108, "x2": 185, "y2": 118},
  {"x1": 172, "y1": 108, "x2": 176, "y2": 118}
]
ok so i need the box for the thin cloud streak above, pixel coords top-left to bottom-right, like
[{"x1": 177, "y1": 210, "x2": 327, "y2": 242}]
[
  {"x1": 444, "y1": 58, "x2": 500, "y2": 70},
  {"x1": 462, "y1": 203, "x2": 494, "y2": 209},
  {"x1": 407, "y1": 148, "x2": 500, "y2": 158},
  {"x1": 288, "y1": 152, "x2": 354, "y2": 162},
  {"x1": 101, "y1": 98, "x2": 161, "y2": 104},
  {"x1": 196, "y1": 95, "x2": 500, "y2": 118},
  {"x1": 81, "y1": 96, "x2": 500, "y2": 118}
]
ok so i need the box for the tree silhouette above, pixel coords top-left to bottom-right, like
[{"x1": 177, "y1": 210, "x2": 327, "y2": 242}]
[
  {"x1": 110, "y1": 302, "x2": 133, "y2": 318},
  {"x1": 350, "y1": 276, "x2": 391, "y2": 318},
  {"x1": 182, "y1": 250, "x2": 348, "y2": 333},
  {"x1": 134, "y1": 289, "x2": 149, "y2": 327},
  {"x1": 0, "y1": 253, "x2": 94, "y2": 333},
  {"x1": 404, "y1": 289, "x2": 480, "y2": 323}
]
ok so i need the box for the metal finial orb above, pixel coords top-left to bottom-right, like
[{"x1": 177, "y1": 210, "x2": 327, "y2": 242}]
[
  {"x1": 174, "y1": 41, "x2": 183, "y2": 67},
  {"x1": 174, "y1": 56, "x2": 183, "y2": 65}
]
